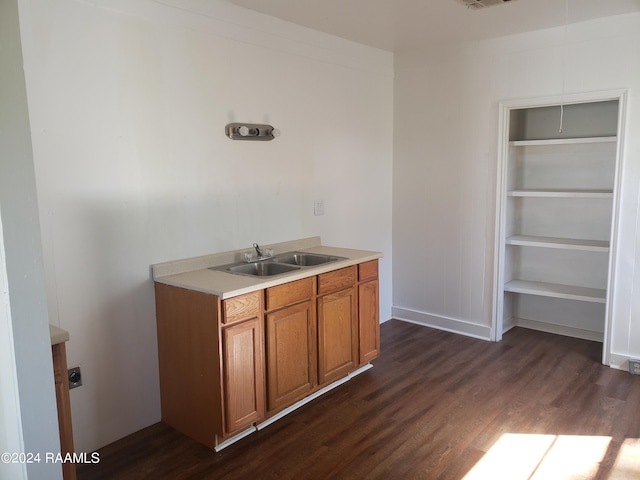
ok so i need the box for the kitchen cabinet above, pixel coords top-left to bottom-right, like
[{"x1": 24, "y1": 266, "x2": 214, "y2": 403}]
[
  {"x1": 221, "y1": 291, "x2": 265, "y2": 434},
  {"x1": 265, "y1": 268, "x2": 360, "y2": 412},
  {"x1": 155, "y1": 285, "x2": 264, "y2": 448},
  {"x1": 266, "y1": 299, "x2": 316, "y2": 411},
  {"x1": 317, "y1": 267, "x2": 357, "y2": 385},
  {"x1": 154, "y1": 251, "x2": 381, "y2": 450},
  {"x1": 358, "y1": 260, "x2": 380, "y2": 365},
  {"x1": 264, "y1": 276, "x2": 316, "y2": 412}
]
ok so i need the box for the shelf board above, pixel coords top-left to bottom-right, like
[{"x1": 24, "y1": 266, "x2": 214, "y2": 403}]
[
  {"x1": 504, "y1": 280, "x2": 606, "y2": 304},
  {"x1": 505, "y1": 235, "x2": 610, "y2": 252},
  {"x1": 507, "y1": 189, "x2": 613, "y2": 198},
  {"x1": 510, "y1": 136, "x2": 617, "y2": 147}
]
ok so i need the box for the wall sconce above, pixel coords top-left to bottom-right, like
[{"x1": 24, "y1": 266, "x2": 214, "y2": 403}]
[{"x1": 225, "y1": 123, "x2": 280, "y2": 141}]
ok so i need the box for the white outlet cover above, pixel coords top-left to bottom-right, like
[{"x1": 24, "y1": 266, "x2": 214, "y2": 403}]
[{"x1": 314, "y1": 200, "x2": 325, "y2": 216}]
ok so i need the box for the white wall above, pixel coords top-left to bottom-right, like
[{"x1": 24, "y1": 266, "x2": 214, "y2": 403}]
[
  {"x1": 0, "y1": 214, "x2": 28, "y2": 480},
  {"x1": 17, "y1": 0, "x2": 393, "y2": 453},
  {"x1": 393, "y1": 14, "x2": 640, "y2": 362}
]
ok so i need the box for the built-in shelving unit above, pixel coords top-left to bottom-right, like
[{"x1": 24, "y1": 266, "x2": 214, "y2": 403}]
[{"x1": 496, "y1": 99, "x2": 622, "y2": 346}]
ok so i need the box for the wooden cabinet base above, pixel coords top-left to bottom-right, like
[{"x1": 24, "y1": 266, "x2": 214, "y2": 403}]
[
  {"x1": 317, "y1": 287, "x2": 357, "y2": 385},
  {"x1": 155, "y1": 258, "x2": 380, "y2": 451},
  {"x1": 155, "y1": 283, "x2": 223, "y2": 449},
  {"x1": 222, "y1": 318, "x2": 265, "y2": 432},
  {"x1": 52, "y1": 342, "x2": 76, "y2": 480}
]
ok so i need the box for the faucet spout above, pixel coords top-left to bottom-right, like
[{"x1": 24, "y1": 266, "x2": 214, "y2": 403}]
[{"x1": 253, "y1": 243, "x2": 263, "y2": 258}]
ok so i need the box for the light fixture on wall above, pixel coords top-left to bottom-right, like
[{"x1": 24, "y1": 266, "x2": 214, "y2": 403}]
[
  {"x1": 225, "y1": 123, "x2": 280, "y2": 141},
  {"x1": 455, "y1": 0, "x2": 516, "y2": 10}
]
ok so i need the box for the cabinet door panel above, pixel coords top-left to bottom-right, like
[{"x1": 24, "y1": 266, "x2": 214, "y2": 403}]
[
  {"x1": 266, "y1": 301, "x2": 316, "y2": 411},
  {"x1": 317, "y1": 288, "x2": 357, "y2": 385},
  {"x1": 222, "y1": 318, "x2": 265, "y2": 434},
  {"x1": 358, "y1": 279, "x2": 380, "y2": 365}
]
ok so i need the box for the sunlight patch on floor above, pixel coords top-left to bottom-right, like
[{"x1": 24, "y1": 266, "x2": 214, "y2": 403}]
[
  {"x1": 464, "y1": 433, "x2": 615, "y2": 479},
  {"x1": 609, "y1": 438, "x2": 640, "y2": 478}
]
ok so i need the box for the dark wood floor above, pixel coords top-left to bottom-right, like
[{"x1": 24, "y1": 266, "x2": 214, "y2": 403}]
[{"x1": 78, "y1": 320, "x2": 640, "y2": 479}]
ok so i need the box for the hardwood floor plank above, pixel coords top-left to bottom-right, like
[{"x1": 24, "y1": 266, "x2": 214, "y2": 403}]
[{"x1": 78, "y1": 320, "x2": 640, "y2": 480}]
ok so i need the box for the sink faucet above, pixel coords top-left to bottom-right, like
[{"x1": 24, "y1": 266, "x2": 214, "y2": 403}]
[{"x1": 245, "y1": 243, "x2": 273, "y2": 263}]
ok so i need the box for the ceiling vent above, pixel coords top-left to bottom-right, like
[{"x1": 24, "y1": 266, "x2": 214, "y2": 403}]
[{"x1": 456, "y1": 0, "x2": 516, "y2": 9}]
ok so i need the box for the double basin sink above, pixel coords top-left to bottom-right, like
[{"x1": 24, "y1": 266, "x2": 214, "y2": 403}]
[{"x1": 210, "y1": 252, "x2": 346, "y2": 278}]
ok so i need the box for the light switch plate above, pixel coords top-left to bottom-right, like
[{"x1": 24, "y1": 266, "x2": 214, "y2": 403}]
[{"x1": 314, "y1": 199, "x2": 325, "y2": 216}]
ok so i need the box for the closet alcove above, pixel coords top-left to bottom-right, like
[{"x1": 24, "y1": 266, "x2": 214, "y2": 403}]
[{"x1": 493, "y1": 91, "x2": 627, "y2": 364}]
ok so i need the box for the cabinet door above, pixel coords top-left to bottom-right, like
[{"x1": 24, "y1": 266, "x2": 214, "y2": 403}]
[
  {"x1": 222, "y1": 318, "x2": 265, "y2": 435},
  {"x1": 317, "y1": 287, "x2": 357, "y2": 385},
  {"x1": 358, "y1": 279, "x2": 380, "y2": 365},
  {"x1": 266, "y1": 300, "x2": 316, "y2": 412}
]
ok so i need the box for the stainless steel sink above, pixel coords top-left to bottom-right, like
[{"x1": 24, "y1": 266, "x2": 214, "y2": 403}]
[
  {"x1": 225, "y1": 262, "x2": 300, "y2": 277},
  {"x1": 210, "y1": 250, "x2": 347, "y2": 278},
  {"x1": 274, "y1": 252, "x2": 346, "y2": 266}
]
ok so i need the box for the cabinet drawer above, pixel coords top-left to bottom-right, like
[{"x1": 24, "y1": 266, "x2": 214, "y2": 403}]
[
  {"x1": 359, "y1": 260, "x2": 378, "y2": 282},
  {"x1": 266, "y1": 277, "x2": 315, "y2": 311},
  {"x1": 318, "y1": 266, "x2": 356, "y2": 295},
  {"x1": 223, "y1": 291, "x2": 261, "y2": 325}
]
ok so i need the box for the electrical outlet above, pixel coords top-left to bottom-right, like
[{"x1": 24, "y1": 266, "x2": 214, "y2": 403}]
[
  {"x1": 314, "y1": 199, "x2": 325, "y2": 216},
  {"x1": 68, "y1": 366, "x2": 82, "y2": 389},
  {"x1": 629, "y1": 359, "x2": 640, "y2": 376}
]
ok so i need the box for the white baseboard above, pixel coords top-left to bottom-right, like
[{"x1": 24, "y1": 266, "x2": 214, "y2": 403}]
[
  {"x1": 502, "y1": 316, "x2": 516, "y2": 334},
  {"x1": 214, "y1": 426, "x2": 257, "y2": 452},
  {"x1": 214, "y1": 363, "x2": 373, "y2": 451},
  {"x1": 391, "y1": 306, "x2": 492, "y2": 340},
  {"x1": 256, "y1": 363, "x2": 372, "y2": 432},
  {"x1": 608, "y1": 353, "x2": 633, "y2": 371},
  {"x1": 512, "y1": 317, "x2": 604, "y2": 342}
]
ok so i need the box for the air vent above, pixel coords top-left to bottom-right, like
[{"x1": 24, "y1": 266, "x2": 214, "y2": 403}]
[{"x1": 456, "y1": 0, "x2": 516, "y2": 9}]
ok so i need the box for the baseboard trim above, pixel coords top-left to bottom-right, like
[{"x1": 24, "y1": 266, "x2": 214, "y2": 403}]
[
  {"x1": 214, "y1": 426, "x2": 257, "y2": 452},
  {"x1": 606, "y1": 353, "x2": 631, "y2": 371},
  {"x1": 513, "y1": 317, "x2": 604, "y2": 342},
  {"x1": 215, "y1": 363, "x2": 373, "y2": 451},
  {"x1": 256, "y1": 363, "x2": 372, "y2": 432},
  {"x1": 391, "y1": 307, "x2": 491, "y2": 340}
]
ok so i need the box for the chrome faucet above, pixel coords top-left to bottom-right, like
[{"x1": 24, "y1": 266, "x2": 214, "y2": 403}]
[{"x1": 244, "y1": 243, "x2": 273, "y2": 263}]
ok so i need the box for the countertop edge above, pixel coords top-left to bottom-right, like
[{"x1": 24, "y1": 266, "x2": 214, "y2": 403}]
[
  {"x1": 50, "y1": 325, "x2": 70, "y2": 346},
  {"x1": 152, "y1": 236, "x2": 322, "y2": 278},
  {"x1": 153, "y1": 245, "x2": 382, "y2": 299}
]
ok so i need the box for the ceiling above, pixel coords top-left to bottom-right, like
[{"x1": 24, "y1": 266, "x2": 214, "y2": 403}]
[{"x1": 225, "y1": 0, "x2": 640, "y2": 52}]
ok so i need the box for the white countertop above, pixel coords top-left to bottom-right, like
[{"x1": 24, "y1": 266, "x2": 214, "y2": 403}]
[
  {"x1": 152, "y1": 238, "x2": 382, "y2": 299},
  {"x1": 50, "y1": 325, "x2": 70, "y2": 346}
]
